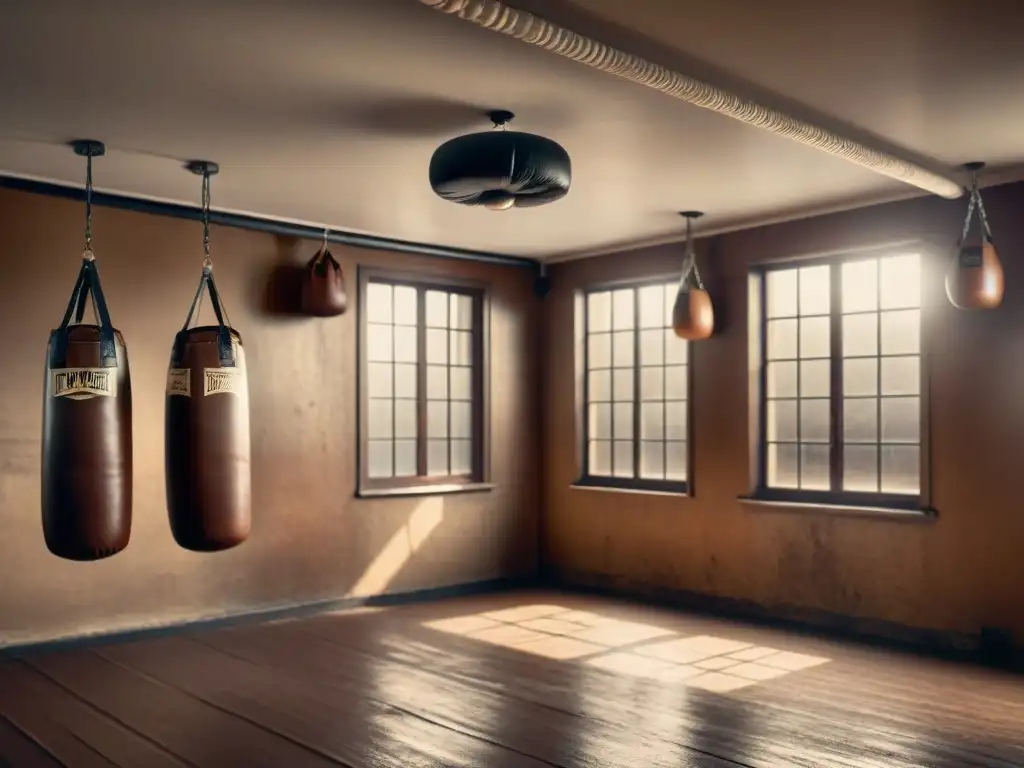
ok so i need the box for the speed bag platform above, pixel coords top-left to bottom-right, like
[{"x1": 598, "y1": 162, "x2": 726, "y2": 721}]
[
  {"x1": 165, "y1": 270, "x2": 251, "y2": 552},
  {"x1": 42, "y1": 258, "x2": 132, "y2": 561}
]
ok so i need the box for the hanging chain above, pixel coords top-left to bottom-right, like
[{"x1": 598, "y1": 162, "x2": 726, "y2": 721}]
[
  {"x1": 680, "y1": 216, "x2": 705, "y2": 291},
  {"x1": 960, "y1": 167, "x2": 993, "y2": 244},
  {"x1": 83, "y1": 153, "x2": 95, "y2": 261},
  {"x1": 201, "y1": 170, "x2": 213, "y2": 271}
]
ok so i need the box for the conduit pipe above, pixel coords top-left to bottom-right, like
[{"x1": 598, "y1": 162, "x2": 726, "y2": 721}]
[{"x1": 418, "y1": 0, "x2": 963, "y2": 199}]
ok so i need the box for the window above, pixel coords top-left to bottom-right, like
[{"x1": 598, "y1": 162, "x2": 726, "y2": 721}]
[
  {"x1": 581, "y1": 280, "x2": 691, "y2": 492},
  {"x1": 358, "y1": 271, "x2": 486, "y2": 495},
  {"x1": 756, "y1": 252, "x2": 923, "y2": 507}
]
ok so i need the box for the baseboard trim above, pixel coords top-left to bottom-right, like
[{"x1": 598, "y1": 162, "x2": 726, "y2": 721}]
[{"x1": 1, "y1": 576, "x2": 536, "y2": 658}]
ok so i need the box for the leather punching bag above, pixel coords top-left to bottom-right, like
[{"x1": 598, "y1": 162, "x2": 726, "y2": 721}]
[
  {"x1": 42, "y1": 255, "x2": 132, "y2": 560},
  {"x1": 300, "y1": 246, "x2": 347, "y2": 316},
  {"x1": 672, "y1": 212, "x2": 715, "y2": 341},
  {"x1": 165, "y1": 266, "x2": 251, "y2": 551},
  {"x1": 946, "y1": 164, "x2": 1004, "y2": 310}
]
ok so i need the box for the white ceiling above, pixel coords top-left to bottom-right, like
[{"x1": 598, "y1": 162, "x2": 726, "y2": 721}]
[{"x1": 0, "y1": 0, "x2": 1021, "y2": 261}]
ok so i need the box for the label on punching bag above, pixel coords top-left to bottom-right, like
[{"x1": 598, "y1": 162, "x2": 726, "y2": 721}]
[
  {"x1": 51, "y1": 367, "x2": 117, "y2": 400},
  {"x1": 166, "y1": 368, "x2": 191, "y2": 397},
  {"x1": 959, "y1": 246, "x2": 983, "y2": 269},
  {"x1": 203, "y1": 368, "x2": 244, "y2": 396}
]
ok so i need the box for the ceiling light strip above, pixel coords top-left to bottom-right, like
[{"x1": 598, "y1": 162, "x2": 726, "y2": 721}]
[{"x1": 419, "y1": 0, "x2": 963, "y2": 199}]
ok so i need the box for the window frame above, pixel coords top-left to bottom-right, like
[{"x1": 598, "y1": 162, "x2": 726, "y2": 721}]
[
  {"x1": 575, "y1": 274, "x2": 695, "y2": 496},
  {"x1": 356, "y1": 267, "x2": 491, "y2": 498},
  {"x1": 749, "y1": 248, "x2": 932, "y2": 512}
]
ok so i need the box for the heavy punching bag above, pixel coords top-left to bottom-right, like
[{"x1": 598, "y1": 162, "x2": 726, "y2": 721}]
[
  {"x1": 945, "y1": 162, "x2": 1004, "y2": 310},
  {"x1": 300, "y1": 238, "x2": 347, "y2": 317},
  {"x1": 42, "y1": 256, "x2": 133, "y2": 560},
  {"x1": 165, "y1": 161, "x2": 251, "y2": 551},
  {"x1": 672, "y1": 211, "x2": 715, "y2": 341}
]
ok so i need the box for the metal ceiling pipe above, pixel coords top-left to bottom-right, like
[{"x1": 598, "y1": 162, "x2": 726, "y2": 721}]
[{"x1": 418, "y1": 0, "x2": 964, "y2": 199}]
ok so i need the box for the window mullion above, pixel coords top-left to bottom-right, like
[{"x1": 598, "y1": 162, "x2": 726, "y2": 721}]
[
  {"x1": 632, "y1": 287, "x2": 641, "y2": 478},
  {"x1": 416, "y1": 287, "x2": 428, "y2": 477},
  {"x1": 829, "y1": 263, "x2": 843, "y2": 492}
]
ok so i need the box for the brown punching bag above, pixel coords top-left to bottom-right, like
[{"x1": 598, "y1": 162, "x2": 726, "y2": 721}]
[
  {"x1": 300, "y1": 242, "x2": 347, "y2": 317},
  {"x1": 945, "y1": 167, "x2": 1004, "y2": 310},
  {"x1": 672, "y1": 211, "x2": 715, "y2": 341},
  {"x1": 165, "y1": 265, "x2": 251, "y2": 551},
  {"x1": 42, "y1": 254, "x2": 132, "y2": 560}
]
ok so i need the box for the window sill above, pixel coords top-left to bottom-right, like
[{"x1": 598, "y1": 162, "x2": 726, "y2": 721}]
[
  {"x1": 357, "y1": 482, "x2": 495, "y2": 499},
  {"x1": 737, "y1": 496, "x2": 937, "y2": 522},
  {"x1": 570, "y1": 481, "x2": 690, "y2": 499}
]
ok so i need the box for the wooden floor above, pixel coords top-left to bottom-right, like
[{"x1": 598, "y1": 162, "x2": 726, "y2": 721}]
[{"x1": 2, "y1": 590, "x2": 1023, "y2": 767}]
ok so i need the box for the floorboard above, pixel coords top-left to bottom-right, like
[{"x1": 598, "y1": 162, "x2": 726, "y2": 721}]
[{"x1": 2, "y1": 590, "x2": 1022, "y2": 767}]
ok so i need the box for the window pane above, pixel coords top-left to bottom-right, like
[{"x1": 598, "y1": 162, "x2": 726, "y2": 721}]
[
  {"x1": 641, "y1": 402, "x2": 664, "y2": 440},
  {"x1": 666, "y1": 441, "x2": 687, "y2": 481},
  {"x1": 451, "y1": 439, "x2": 472, "y2": 475},
  {"x1": 800, "y1": 398, "x2": 830, "y2": 443},
  {"x1": 612, "y1": 289, "x2": 635, "y2": 330},
  {"x1": 663, "y1": 283, "x2": 677, "y2": 327},
  {"x1": 844, "y1": 398, "x2": 877, "y2": 443},
  {"x1": 613, "y1": 368, "x2": 634, "y2": 401},
  {"x1": 395, "y1": 440, "x2": 417, "y2": 477},
  {"x1": 800, "y1": 316, "x2": 830, "y2": 359},
  {"x1": 843, "y1": 358, "x2": 877, "y2": 396},
  {"x1": 450, "y1": 401, "x2": 472, "y2": 439},
  {"x1": 767, "y1": 318, "x2": 798, "y2": 360},
  {"x1": 767, "y1": 444, "x2": 799, "y2": 488},
  {"x1": 881, "y1": 356, "x2": 920, "y2": 396},
  {"x1": 426, "y1": 328, "x2": 448, "y2": 364},
  {"x1": 880, "y1": 310, "x2": 920, "y2": 355},
  {"x1": 588, "y1": 292, "x2": 612, "y2": 333},
  {"x1": 366, "y1": 283, "x2": 393, "y2": 323},
  {"x1": 427, "y1": 439, "x2": 449, "y2": 476},
  {"x1": 880, "y1": 397, "x2": 920, "y2": 443},
  {"x1": 841, "y1": 259, "x2": 878, "y2": 313},
  {"x1": 843, "y1": 445, "x2": 878, "y2": 492},
  {"x1": 367, "y1": 324, "x2": 393, "y2": 362},
  {"x1": 450, "y1": 293, "x2": 474, "y2": 330},
  {"x1": 881, "y1": 445, "x2": 919, "y2": 494},
  {"x1": 640, "y1": 441, "x2": 665, "y2": 479},
  {"x1": 393, "y1": 286, "x2": 417, "y2": 325},
  {"x1": 800, "y1": 359, "x2": 830, "y2": 398},
  {"x1": 880, "y1": 254, "x2": 921, "y2": 310},
  {"x1": 799, "y1": 265, "x2": 830, "y2": 316},
  {"x1": 612, "y1": 330, "x2": 634, "y2": 368},
  {"x1": 767, "y1": 400, "x2": 798, "y2": 442},
  {"x1": 367, "y1": 440, "x2": 393, "y2": 479},
  {"x1": 368, "y1": 399, "x2": 393, "y2": 439},
  {"x1": 767, "y1": 270, "x2": 798, "y2": 318},
  {"x1": 665, "y1": 366, "x2": 688, "y2": 400},
  {"x1": 843, "y1": 313, "x2": 878, "y2": 357},
  {"x1": 426, "y1": 290, "x2": 449, "y2": 328},
  {"x1": 666, "y1": 400, "x2": 688, "y2": 440},
  {"x1": 450, "y1": 367, "x2": 471, "y2": 400},
  {"x1": 613, "y1": 403, "x2": 633, "y2": 439},
  {"x1": 589, "y1": 404, "x2": 612, "y2": 439},
  {"x1": 394, "y1": 399, "x2": 416, "y2": 440},
  {"x1": 394, "y1": 326, "x2": 417, "y2": 363},
  {"x1": 800, "y1": 444, "x2": 830, "y2": 490},
  {"x1": 589, "y1": 440, "x2": 612, "y2": 476},
  {"x1": 450, "y1": 331, "x2": 472, "y2": 366},
  {"x1": 766, "y1": 361, "x2": 798, "y2": 399},
  {"x1": 394, "y1": 364, "x2": 417, "y2": 398},
  {"x1": 638, "y1": 285, "x2": 665, "y2": 328},
  {"x1": 427, "y1": 365, "x2": 447, "y2": 400},
  {"x1": 589, "y1": 369, "x2": 611, "y2": 402},
  {"x1": 368, "y1": 363, "x2": 393, "y2": 399},
  {"x1": 640, "y1": 329, "x2": 664, "y2": 366},
  {"x1": 613, "y1": 441, "x2": 633, "y2": 477},
  {"x1": 427, "y1": 401, "x2": 448, "y2": 438},
  {"x1": 665, "y1": 332, "x2": 688, "y2": 364},
  {"x1": 640, "y1": 367, "x2": 664, "y2": 401}
]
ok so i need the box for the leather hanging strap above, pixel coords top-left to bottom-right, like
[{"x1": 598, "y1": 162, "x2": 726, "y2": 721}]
[
  {"x1": 49, "y1": 258, "x2": 118, "y2": 369},
  {"x1": 308, "y1": 245, "x2": 341, "y2": 275},
  {"x1": 173, "y1": 266, "x2": 235, "y2": 368}
]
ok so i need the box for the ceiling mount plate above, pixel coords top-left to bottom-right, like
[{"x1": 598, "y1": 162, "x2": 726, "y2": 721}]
[
  {"x1": 70, "y1": 140, "x2": 105, "y2": 158},
  {"x1": 185, "y1": 160, "x2": 220, "y2": 176},
  {"x1": 962, "y1": 161, "x2": 986, "y2": 173},
  {"x1": 679, "y1": 210, "x2": 705, "y2": 220},
  {"x1": 487, "y1": 110, "x2": 515, "y2": 126}
]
